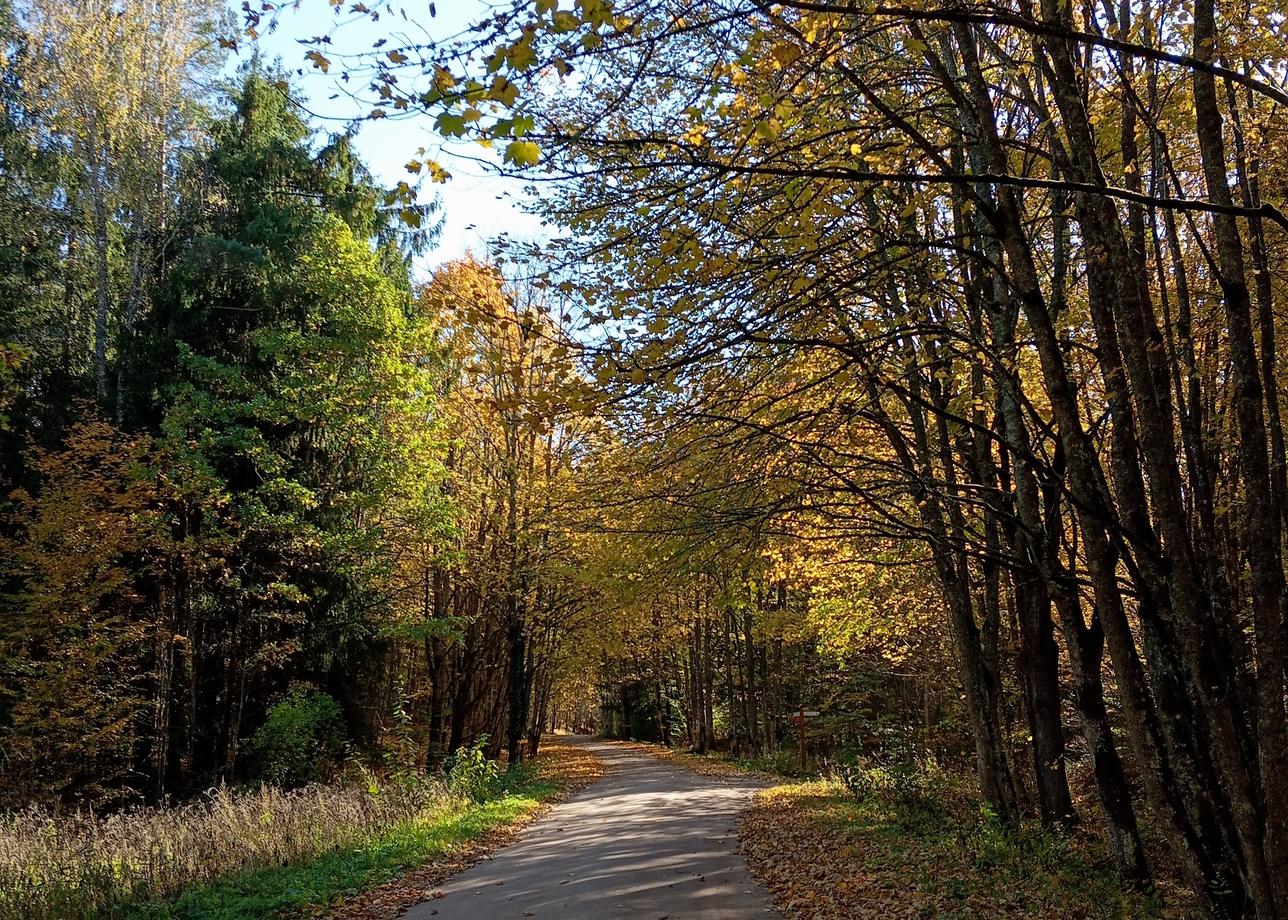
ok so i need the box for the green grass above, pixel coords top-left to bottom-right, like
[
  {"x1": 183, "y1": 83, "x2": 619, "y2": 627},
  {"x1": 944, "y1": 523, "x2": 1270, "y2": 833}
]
[{"x1": 118, "y1": 776, "x2": 559, "y2": 920}]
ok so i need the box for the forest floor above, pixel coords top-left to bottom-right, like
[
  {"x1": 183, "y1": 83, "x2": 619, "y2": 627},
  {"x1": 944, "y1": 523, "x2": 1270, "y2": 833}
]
[{"x1": 623, "y1": 743, "x2": 1200, "y2": 920}]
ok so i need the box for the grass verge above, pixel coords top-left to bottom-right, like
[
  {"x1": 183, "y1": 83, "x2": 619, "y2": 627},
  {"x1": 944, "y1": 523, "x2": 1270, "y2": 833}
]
[
  {"x1": 325, "y1": 737, "x2": 604, "y2": 920},
  {"x1": 3, "y1": 739, "x2": 602, "y2": 920},
  {"x1": 124, "y1": 786, "x2": 549, "y2": 920}
]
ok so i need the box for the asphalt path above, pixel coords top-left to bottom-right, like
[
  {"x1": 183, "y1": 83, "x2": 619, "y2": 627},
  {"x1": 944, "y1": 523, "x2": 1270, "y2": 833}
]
[{"x1": 403, "y1": 737, "x2": 778, "y2": 920}]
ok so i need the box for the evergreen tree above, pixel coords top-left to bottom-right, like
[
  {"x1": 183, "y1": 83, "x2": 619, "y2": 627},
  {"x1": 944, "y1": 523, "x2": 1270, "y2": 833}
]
[{"x1": 131, "y1": 71, "x2": 449, "y2": 789}]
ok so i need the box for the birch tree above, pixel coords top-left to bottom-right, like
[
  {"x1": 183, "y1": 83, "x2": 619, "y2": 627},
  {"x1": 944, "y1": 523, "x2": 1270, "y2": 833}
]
[{"x1": 17, "y1": 0, "x2": 222, "y2": 408}]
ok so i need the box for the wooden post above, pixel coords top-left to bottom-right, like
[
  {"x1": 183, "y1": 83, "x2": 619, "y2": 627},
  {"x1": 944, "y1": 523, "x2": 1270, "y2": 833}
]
[{"x1": 797, "y1": 707, "x2": 806, "y2": 771}]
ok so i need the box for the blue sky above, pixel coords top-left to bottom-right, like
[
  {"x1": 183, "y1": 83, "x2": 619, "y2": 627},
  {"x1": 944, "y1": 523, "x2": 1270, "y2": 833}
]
[{"x1": 241, "y1": 0, "x2": 543, "y2": 272}]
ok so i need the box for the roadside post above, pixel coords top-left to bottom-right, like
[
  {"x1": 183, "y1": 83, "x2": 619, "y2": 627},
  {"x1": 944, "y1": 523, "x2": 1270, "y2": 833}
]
[{"x1": 794, "y1": 708, "x2": 820, "y2": 771}]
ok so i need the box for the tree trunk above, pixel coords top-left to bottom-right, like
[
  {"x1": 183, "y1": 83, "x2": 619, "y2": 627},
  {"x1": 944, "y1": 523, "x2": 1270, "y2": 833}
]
[{"x1": 1192, "y1": 2, "x2": 1287, "y2": 908}]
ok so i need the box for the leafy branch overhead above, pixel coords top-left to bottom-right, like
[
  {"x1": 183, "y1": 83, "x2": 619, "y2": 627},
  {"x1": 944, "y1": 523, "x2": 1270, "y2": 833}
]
[{"x1": 5, "y1": 1, "x2": 1288, "y2": 918}]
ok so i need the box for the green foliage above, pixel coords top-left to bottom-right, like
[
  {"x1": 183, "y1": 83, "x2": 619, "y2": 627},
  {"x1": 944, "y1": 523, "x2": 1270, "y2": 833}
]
[
  {"x1": 245, "y1": 685, "x2": 346, "y2": 788},
  {"x1": 833, "y1": 742, "x2": 946, "y2": 811},
  {"x1": 0, "y1": 67, "x2": 456, "y2": 808},
  {"x1": 733, "y1": 748, "x2": 807, "y2": 777},
  {"x1": 143, "y1": 73, "x2": 453, "y2": 684},
  {"x1": 442, "y1": 738, "x2": 502, "y2": 802},
  {"x1": 964, "y1": 806, "x2": 1070, "y2": 874},
  {"x1": 0, "y1": 341, "x2": 23, "y2": 430},
  {"x1": 376, "y1": 693, "x2": 422, "y2": 777}
]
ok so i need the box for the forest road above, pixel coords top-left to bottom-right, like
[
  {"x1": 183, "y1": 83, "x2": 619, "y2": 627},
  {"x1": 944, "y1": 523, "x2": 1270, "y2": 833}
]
[{"x1": 403, "y1": 736, "x2": 779, "y2": 919}]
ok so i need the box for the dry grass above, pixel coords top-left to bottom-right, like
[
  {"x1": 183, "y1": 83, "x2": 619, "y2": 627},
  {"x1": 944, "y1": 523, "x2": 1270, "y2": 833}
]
[
  {"x1": 0, "y1": 739, "x2": 609, "y2": 920},
  {"x1": 0, "y1": 773, "x2": 453, "y2": 919}
]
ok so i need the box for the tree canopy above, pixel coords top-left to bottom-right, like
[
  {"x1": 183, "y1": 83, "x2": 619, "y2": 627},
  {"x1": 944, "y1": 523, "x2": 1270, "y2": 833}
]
[{"x1": 5, "y1": 0, "x2": 1288, "y2": 915}]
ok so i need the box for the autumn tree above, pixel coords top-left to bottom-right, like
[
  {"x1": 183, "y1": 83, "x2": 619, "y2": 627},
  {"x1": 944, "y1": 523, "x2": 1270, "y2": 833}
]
[
  {"x1": 410, "y1": 257, "x2": 596, "y2": 764},
  {"x1": 325, "y1": 0, "x2": 1288, "y2": 909},
  {"x1": 16, "y1": 0, "x2": 224, "y2": 408}
]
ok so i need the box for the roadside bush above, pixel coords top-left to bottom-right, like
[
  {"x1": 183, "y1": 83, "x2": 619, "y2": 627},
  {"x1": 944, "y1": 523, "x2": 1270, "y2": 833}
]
[
  {"x1": 965, "y1": 803, "x2": 1075, "y2": 872},
  {"x1": 832, "y1": 742, "x2": 946, "y2": 809},
  {"x1": 245, "y1": 685, "x2": 347, "y2": 788},
  {"x1": 442, "y1": 738, "x2": 501, "y2": 802},
  {"x1": 736, "y1": 747, "x2": 806, "y2": 777}
]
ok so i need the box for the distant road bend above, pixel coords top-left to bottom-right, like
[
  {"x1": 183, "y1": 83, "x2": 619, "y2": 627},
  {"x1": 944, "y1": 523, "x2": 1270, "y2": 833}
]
[{"x1": 405, "y1": 737, "x2": 778, "y2": 919}]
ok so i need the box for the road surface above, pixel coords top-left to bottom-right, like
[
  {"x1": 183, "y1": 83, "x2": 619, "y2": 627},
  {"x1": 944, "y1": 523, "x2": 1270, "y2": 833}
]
[{"x1": 404, "y1": 737, "x2": 778, "y2": 920}]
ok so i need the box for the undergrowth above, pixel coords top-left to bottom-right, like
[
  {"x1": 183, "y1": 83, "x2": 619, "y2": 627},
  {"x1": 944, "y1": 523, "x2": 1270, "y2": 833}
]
[
  {"x1": 739, "y1": 770, "x2": 1198, "y2": 919},
  {"x1": 0, "y1": 754, "x2": 554, "y2": 920}
]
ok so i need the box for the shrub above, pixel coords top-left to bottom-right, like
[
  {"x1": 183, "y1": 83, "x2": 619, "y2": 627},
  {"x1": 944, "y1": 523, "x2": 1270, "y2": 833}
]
[
  {"x1": 733, "y1": 747, "x2": 808, "y2": 776},
  {"x1": 964, "y1": 804, "x2": 1073, "y2": 872},
  {"x1": 832, "y1": 742, "x2": 945, "y2": 809},
  {"x1": 442, "y1": 738, "x2": 501, "y2": 802},
  {"x1": 245, "y1": 685, "x2": 346, "y2": 788}
]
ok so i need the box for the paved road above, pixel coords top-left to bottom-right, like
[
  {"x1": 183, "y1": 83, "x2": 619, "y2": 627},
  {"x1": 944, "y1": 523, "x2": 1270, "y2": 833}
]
[{"x1": 404, "y1": 737, "x2": 778, "y2": 920}]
